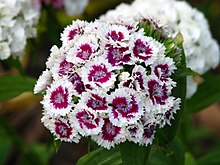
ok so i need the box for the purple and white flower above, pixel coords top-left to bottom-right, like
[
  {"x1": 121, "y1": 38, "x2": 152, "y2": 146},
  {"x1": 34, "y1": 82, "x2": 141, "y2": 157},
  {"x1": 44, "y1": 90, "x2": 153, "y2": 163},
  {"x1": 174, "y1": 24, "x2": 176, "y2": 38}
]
[{"x1": 35, "y1": 17, "x2": 181, "y2": 150}]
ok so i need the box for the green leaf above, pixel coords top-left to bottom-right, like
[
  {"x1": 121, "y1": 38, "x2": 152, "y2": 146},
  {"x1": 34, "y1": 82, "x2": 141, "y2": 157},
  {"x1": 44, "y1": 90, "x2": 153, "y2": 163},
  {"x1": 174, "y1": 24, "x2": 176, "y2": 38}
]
[
  {"x1": 197, "y1": 149, "x2": 220, "y2": 165},
  {"x1": 77, "y1": 147, "x2": 122, "y2": 165},
  {"x1": 148, "y1": 138, "x2": 185, "y2": 165},
  {"x1": 186, "y1": 72, "x2": 220, "y2": 113},
  {"x1": 174, "y1": 67, "x2": 199, "y2": 78},
  {"x1": 120, "y1": 141, "x2": 151, "y2": 165},
  {"x1": 184, "y1": 152, "x2": 197, "y2": 165},
  {"x1": 0, "y1": 75, "x2": 36, "y2": 101},
  {"x1": 0, "y1": 135, "x2": 13, "y2": 165}
]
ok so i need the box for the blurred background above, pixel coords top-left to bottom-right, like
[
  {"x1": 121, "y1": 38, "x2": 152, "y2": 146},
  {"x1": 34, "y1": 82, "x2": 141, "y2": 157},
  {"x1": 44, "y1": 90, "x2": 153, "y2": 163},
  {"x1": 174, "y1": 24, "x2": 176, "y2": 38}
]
[{"x1": 0, "y1": 0, "x2": 220, "y2": 164}]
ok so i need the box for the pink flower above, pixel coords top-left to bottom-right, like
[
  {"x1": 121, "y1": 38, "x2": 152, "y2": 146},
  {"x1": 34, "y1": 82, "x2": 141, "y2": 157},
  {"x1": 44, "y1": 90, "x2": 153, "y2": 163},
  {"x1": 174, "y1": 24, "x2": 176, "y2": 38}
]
[
  {"x1": 41, "y1": 115, "x2": 81, "y2": 142},
  {"x1": 146, "y1": 75, "x2": 169, "y2": 105},
  {"x1": 41, "y1": 79, "x2": 74, "y2": 116},
  {"x1": 71, "y1": 104, "x2": 104, "y2": 136},
  {"x1": 91, "y1": 118, "x2": 126, "y2": 149},
  {"x1": 108, "y1": 88, "x2": 144, "y2": 127}
]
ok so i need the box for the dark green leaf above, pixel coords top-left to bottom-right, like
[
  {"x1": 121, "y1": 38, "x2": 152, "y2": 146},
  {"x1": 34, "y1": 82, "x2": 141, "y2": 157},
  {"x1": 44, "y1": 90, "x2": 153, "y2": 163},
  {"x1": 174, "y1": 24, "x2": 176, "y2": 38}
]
[
  {"x1": 0, "y1": 135, "x2": 13, "y2": 165},
  {"x1": 77, "y1": 146, "x2": 122, "y2": 165},
  {"x1": 0, "y1": 75, "x2": 36, "y2": 101},
  {"x1": 186, "y1": 72, "x2": 220, "y2": 113},
  {"x1": 197, "y1": 149, "x2": 220, "y2": 165},
  {"x1": 120, "y1": 141, "x2": 151, "y2": 165},
  {"x1": 148, "y1": 138, "x2": 185, "y2": 165}
]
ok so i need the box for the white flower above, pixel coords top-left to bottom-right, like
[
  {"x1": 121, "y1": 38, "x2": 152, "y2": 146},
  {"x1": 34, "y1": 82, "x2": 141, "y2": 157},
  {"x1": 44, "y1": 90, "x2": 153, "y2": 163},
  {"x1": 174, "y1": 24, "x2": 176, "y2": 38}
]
[
  {"x1": 0, "y1": 0, "x2": 40, "y2": 60},
  {"x1": 34, "y1": 69, "x2": 52, "y2": 94},
  {"x1": 91, "y1": 118, "x2": 126, "y2": 150},
  {"x1": 41, "y1": 79, "x2": 74, "y2": 116},
  {"x1": 107, "y1": 88, "x2": 144, "y2": 127},
  {"x1": 41, "y1": 114, "x2": 81, "y2": 143},
  {"x1": 69, "y1": 104, "x2": 104, "y2": 136},
  {"x1": 35, "y1": 17, "x2": 181, "y2": 149},
  {"x1": 66, "y1": 34, "x2": 99, "y2": 64},
  {"x1": 0, "y1": 42, "x2": 10, "y2": 60},
  {"x1": 130, "y1": 31, "x2": 166, "y2": 66},
  {"x1": 80, "y1": 56, "x2": 119, "y2": 91},
  {"x1": 60, "y1": 20, "x2": 88, "y2": 46},
  {"x1": 101, "y1": 0, "x2": 220, "y2": 98}
]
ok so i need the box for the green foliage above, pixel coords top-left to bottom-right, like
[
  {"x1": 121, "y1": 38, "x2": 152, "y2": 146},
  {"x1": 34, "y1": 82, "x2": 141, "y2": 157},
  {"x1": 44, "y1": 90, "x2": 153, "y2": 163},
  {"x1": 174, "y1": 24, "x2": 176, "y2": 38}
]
[
  {"x1": 120, "y1": 141, "x2": 151, "y2": 165},
  {"x1": 186, "y1": 72, "x2": 220, "y2": 113},
  {"x1": 0, "y1": 135, "x2": 13, "y2": 165},
  {"x1": 184, "y1": 152, "x2": 197, "y2": 165},
  {"x1": 0, "y1": 75, "x2": 36, "y2": 101},
  {"x1": 197, "y1": 149, "x2": 220, "y2": 165},
  {"x1": 148, "y1": 138, "x2": 185, "y2": 165},
  {"x1": 77, "y1": 146, "x2": 122, "y2": 165}
]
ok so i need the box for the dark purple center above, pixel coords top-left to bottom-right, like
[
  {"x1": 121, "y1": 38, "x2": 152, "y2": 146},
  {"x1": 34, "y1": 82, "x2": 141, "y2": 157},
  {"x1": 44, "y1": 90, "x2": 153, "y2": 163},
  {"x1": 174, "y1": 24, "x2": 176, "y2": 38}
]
[
  {"x1": 88, "y1": 64, "x2": 111, "y2": 83},
  {"x1": 154, "y1": 64, "x2": 169, "y2": 81},
  {"x1": 102, "y1": 118, "x2": 121, "y2": 142},
  {"x1": 69, "y1": 73, "x2": 85, "y2": 94},
  {"x1": 143, "y1": 125, "x2": 155, "y2": 139},
  {"x1": 111, "y1": 95, "x2": 138, "y2": 118},
  {"x1": 133, "y1": 39, "x2": 153, "y2": 61},
  {"x1": 76, "y1": 44, "x2": 93, "y2": 60},
  {"x1": 107, "y1": 46, "x2": 130, "y2": 66},
  {"x1": 68, "y1": 29, "x2": 78, "y2": 41},
  {"x1": 147, "y1": 80, "x2": 168, "y2": 105},
  {"x1": 108, "y1": 30, "x2": 124, "y2": 41},
  {"x1": 76, "y1": 110, "x2": 100, "y2": 129},
  {"x1": 50, "y1": 86, "x2": 68, "y2": 109},
  {"x1": 55, "y1": 121, "x2": 72, "y2": 138},
  {"x1": 58, "y1": 59, "x2": 74, "y2": 76},
  {"x1": 87, "y1": 94, "x2": 107, "y2": 111}
]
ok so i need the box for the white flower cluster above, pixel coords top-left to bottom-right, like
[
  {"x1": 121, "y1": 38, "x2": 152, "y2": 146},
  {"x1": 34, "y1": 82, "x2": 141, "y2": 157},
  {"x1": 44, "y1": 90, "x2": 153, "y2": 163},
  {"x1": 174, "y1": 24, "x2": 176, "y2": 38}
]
[
  {"x1": 0, "y1": 0, "x2": 40, "y2": 60},
  {"x1": 41, "y1": 0, "x2": 88, "y2": 16},
  {"x1": 101, "y1": 0, "x2": 220, "y2": 98},
  {"x1": 34, "y1": 17, "x2": 180, "y2": 149}
]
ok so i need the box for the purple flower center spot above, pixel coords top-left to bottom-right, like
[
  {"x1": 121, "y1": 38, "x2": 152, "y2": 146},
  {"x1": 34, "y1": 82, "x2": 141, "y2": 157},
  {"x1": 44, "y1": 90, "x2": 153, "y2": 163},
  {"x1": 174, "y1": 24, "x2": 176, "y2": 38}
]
[
  {"x1": 69, "y1": 73, "x2": 85, "y2": 94},
  {"x1": 107, "y1": 46, "x2": 130, "y2": 66},
  {"x1": 87, "y1": 94, "x2": 107, "y2": 111},
  {"x1": 88, "y1": 65, "x2": 111, "y2": 83},
  {"x1": 76, "y1": 44, "x2": 93, "y2": 60},
  {"x1": 133, "y1": 39, "x2": 153, "y2": 61},
  {"x1": 148, "y1": 80, "x2": 168, "y2": 105},
  {"x1": 59, "y1": 59, "x2": 74, "y2": 76},
  {"x1": 68, "y1": 29, "x2": 78, "y2": 40},
  {"x1": 102, "y1": 119, "x2": 121, "y2": 142},
  {"x1": 76, "y1": 110, "x2": 98, "y2": 129},
  {"x1": 55, "y1": 121, "x2": 72, "y2": 138},
  {"x1": 154, "y1": 64, "x2": 169, "y2": 80},
  {"x1": 50, "y1": 86, "x2": 68, "y2": 109},
  {"x1": 108, "y1": 30, "x2": 124, "y2": 41}
]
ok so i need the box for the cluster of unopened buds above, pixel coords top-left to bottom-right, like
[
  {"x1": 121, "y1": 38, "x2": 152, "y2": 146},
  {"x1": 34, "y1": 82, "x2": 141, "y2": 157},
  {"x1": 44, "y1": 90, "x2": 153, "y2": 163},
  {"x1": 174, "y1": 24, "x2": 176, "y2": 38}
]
[{"x1": 34, "y1": 17, "x2": 181, "y2": 149}]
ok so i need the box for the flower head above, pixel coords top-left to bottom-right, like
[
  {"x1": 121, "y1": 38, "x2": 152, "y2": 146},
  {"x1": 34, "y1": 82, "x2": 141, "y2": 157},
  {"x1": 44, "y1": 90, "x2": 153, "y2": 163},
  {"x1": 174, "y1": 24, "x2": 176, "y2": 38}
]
[{"x1": 35, "y1": 17, "x2": 181, "y2": 149}]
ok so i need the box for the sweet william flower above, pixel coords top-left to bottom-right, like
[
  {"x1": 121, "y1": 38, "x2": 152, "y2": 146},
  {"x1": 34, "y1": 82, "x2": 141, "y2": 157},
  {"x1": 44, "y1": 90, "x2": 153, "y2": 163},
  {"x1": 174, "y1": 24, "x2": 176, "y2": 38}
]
[
  {"x1": 101, "y1": 0, "x2": 220, "y2": 98},
  {"x1": 35, "y1": 17, "x2": 182, "y2": 149}
]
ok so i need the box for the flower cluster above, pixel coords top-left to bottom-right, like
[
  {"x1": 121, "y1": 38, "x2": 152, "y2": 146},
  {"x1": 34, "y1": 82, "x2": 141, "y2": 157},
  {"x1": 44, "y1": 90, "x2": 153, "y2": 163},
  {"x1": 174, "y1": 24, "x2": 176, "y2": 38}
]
[
  {"x1": 34, "y1": 17, "x2": 181, "y2": 149},
  {"x1": 101, "y1": 0, "x2": 220, "y2": 98},
  {"x1": 40, "y1": 0, "x2": 89, "y2": 16},
  {"x1": 0, "y1": 0, "x2": 40, "y2": 60}
]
